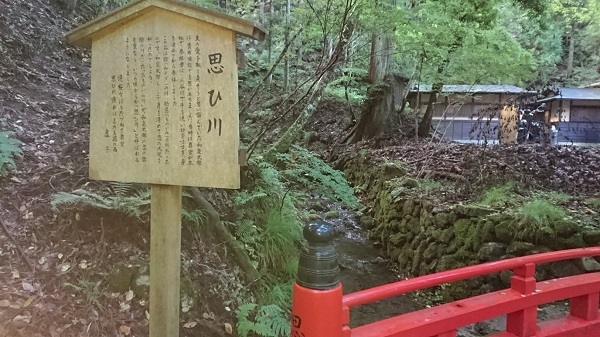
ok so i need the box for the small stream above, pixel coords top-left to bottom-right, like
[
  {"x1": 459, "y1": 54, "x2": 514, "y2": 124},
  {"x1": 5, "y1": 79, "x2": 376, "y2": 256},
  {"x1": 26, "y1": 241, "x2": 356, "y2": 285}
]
[
  {"x1": 314, "y1": 199, "x2": 569, "y2": 336},
  {"x1": 317, "y1": 201, "x2": 417, "y2": 327}
]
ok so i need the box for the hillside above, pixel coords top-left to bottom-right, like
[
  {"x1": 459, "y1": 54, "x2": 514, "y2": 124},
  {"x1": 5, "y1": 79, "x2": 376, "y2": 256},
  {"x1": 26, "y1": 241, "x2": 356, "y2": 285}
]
[{"x1": 1, "y1": 2, "x2": 237, "y2": 336}]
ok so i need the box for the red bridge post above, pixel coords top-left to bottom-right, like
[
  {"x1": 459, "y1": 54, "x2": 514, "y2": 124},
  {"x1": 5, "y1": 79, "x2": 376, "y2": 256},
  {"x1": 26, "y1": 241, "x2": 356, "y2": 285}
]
[
  {"x1": 507, "y1": 263, "x2": 537, "y2": 336},
  {"x1": 290, "y1": 221, "x2": 343, "y2": 337}
]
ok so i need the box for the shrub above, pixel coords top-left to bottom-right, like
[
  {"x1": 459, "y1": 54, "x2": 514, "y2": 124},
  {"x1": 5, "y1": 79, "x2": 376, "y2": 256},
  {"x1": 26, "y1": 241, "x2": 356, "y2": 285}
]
[{"x1": 0, "y1": 131, "x2": 23, "y2": 176}]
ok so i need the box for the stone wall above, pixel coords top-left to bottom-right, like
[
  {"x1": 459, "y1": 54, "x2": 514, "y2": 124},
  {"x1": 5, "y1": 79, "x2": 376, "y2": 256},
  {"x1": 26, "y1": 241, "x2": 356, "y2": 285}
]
[{"x1": 341, "y1": 156, "x2": 600, "y2": 299}]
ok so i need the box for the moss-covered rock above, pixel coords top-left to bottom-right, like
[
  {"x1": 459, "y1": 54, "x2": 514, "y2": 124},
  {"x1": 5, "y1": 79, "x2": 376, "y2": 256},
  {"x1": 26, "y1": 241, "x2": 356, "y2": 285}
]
[
  {"x1": 549, "y1": 260, "x2": 582, "y2": 278},
  {"x1": 390, "y1": 248, "x2": 402, "y2": 261},
  {"x1": 411, "y1": 241, "x2": 429, "y2": 275},
  {"x1": 433, "y1": 212, "x2": 457, "y2": 229},
  {"x1": 359, "y1": 215, "x2": 375, "y2": 229},
  {"x1": 389, "y1": 232, "x2": 409, "y2": 246},
  {"x1": 553, "y1": 220, "x2": 580, "y2": 237},
  {"x1": 477, "y1": 242, "x2": 507, "y2": 262},
  {"x1": 440, "y1": 228, "x2": 455, "y2": 243},
  {"x1": 480, "y1": 221, "x2": 497, "y2": 243},
  {"x1": 455, "y1": 204, "x2": 495, "y2": 218},
  {"x1": 397, "y1": 247, "x2": 414, "y2": 270},
  {"x1": 324, "y1": 210, "x2": 340, "y2": 219},
  {"x1": 495, "y1": 220, "x2": 516, "y2": 244},
  {"x1": 583, "y1": 229, "x2": 600, "y2": 245},
  {"x1": 545, "y1": 233, "x2": 587, "y2": 250},
  {"x1": 506, "y1": 241, "x2": 535, "y2": 256},
  {"x1": 423, "y1": 243, "x2": 439, "y2": 262},
  {"x1": 382, "y1": 161, "x2": 407, "y2": 177}
]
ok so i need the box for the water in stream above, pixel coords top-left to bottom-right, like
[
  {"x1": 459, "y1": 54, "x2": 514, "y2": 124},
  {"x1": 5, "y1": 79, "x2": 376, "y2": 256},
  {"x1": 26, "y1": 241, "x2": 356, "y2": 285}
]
[
  {"x1": 315, "y1": 199, "x2": 569, "y2": 336},
  {"x1": 318, "y1": 201, "x2": 418, "y2": 327}
]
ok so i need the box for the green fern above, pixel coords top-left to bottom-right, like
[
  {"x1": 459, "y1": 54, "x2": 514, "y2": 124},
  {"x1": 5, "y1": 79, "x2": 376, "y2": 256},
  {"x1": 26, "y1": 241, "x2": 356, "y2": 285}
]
[
  {"x1": 51, "y1": 183, "x2": 150, "y2": 218},
  {"x1": 181, "y1": 208, "x2": 208, "y2": 227},
  {"x1": 277, "y1": 145, "x2": 359, "y2": 208},
  {"x1": 232, "y1": 159, "x2": 303, "y2": 276},
  {"x1": 0, "y1": 131, "x2": 23, "y2": 176},
  {"x1": 236, "y1": 303, "x2": 290, "y2": 337}
]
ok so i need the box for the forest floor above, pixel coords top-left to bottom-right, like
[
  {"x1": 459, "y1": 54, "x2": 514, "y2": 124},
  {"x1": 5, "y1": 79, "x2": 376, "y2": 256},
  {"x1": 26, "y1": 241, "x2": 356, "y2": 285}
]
[{"x1": 1, "y1": 1, "x2": 600, "y2": 337}]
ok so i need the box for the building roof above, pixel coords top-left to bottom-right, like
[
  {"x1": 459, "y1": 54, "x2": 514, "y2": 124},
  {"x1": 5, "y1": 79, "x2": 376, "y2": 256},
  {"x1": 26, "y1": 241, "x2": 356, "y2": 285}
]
[
  {"x1": 538, "y1": 87, "x2": 600, "y2": 103},
  {"x1": 66, "y1": 0, "x2": 266, "y2": 48},
  {"x1": 410, "y1": 84, "x2": 534, "y2": 95}
]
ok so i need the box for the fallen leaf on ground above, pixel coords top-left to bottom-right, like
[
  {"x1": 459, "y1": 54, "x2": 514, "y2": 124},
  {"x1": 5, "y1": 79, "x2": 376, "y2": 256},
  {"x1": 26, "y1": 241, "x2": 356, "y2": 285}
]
[
  {"x1": 224, "y1": 323, "x2": 233, "y2": 335},
  {"x1": 183, "y1": 321, "x2": 197, "y2": 328},
  {"x1": 12, "y1": 314, "x2": 31, "y2": 324},
  {"x1": 59, "y1": 263, "x2": 70, "y2": 273},
  {"x1": 22, "y1": 282, "x2": 35, "y2": 292},
  {"x1": 23, "y1": 296, "x2": 35, "y2": 307},
  {"x1": 119, "y1": 302, "x2": 130, "y2": 312},
  {"x1": 12, "y1": 270, "x2": 20, "y2": 279},
  {"x1": 119, "y1": 325, "x2": 131, "y2": 336},
  {"x1": 125, "y1": 290, "x2": 134, "y2": 301},
  {"x1": 0, "y1": 300, "x2": 10, "y2": 307}
]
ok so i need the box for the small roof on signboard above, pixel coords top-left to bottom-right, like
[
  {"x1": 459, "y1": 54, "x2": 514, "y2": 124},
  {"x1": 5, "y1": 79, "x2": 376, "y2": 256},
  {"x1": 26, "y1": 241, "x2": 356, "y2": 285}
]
[
  {"x1": 410, "y1": 84, "x2": 535, "y2": 95},
  {"x1": 66, "y1": 0, "x2": 267, "y2": 48},
  {"x1": 537, "y1": 87, "x2": 600, "y2": 103}
]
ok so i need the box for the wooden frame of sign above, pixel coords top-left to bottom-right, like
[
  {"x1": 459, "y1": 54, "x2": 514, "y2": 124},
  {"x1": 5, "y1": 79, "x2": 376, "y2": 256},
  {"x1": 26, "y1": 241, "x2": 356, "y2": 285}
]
[{"x1": 66, "y1": 1, "x2": 265, "y2": 336}]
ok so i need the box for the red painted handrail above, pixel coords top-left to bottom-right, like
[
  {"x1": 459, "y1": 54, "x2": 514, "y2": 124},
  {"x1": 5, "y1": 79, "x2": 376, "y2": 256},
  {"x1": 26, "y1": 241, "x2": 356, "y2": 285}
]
[
  {"x1": 350, "y1": 273, "x2": 600, "y2": 337},
  {"x1": 343, "y1": 247, "x2": 600, "y2": 308}
]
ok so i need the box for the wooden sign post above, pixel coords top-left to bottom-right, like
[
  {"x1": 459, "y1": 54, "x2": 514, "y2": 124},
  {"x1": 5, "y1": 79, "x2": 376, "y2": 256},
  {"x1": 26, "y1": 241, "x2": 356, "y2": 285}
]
[{"x1": 66, "y1": 1, "x2": 265, "y2": 336}]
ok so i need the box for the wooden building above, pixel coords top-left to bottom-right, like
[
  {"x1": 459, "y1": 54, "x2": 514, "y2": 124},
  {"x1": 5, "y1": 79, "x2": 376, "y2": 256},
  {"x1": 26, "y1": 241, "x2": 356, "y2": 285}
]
[
  {"x1": 537, "y1": 87, "x2": 600, "y2": 144},
  {"x1": 407, "y1": 85, "x2": 535, "y2": 143}
]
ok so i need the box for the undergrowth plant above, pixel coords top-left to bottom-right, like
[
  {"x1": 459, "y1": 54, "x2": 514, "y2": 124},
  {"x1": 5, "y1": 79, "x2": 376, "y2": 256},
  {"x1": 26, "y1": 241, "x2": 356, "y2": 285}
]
[
  {"x1": 478, "y1": 181, "x2": 517, "y2": 207},
  {"x1": 276, "y1": 145, "x2": 359, "y2": 208},
  {"x1": 0, "y1": 131, "x2": 23, "y2": 176},
  {"x1": 233, "y1": 158, "x2": 306, "y2": 336},
  {"x1": 512, "y1": 199, "x2": 572, "y2": 240},
  {"x1": 234, "y1": 160, "x2": 303, "y2": 274},
  {"x1": 236, "y1": 303, "x2": 290, "y2": 337},
  {"x1": 51, "y1": 182, "x2": 150, "y2": 218}
]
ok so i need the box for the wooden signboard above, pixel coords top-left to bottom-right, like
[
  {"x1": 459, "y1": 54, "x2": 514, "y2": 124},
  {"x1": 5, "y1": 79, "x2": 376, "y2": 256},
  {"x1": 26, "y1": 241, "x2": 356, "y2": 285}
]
[
  {"x1": 66, "y1": 2, "x2": 265, "y2": 337},
  {"x1": 67, "y1": 0, "x2": 265, "y2": 188}
]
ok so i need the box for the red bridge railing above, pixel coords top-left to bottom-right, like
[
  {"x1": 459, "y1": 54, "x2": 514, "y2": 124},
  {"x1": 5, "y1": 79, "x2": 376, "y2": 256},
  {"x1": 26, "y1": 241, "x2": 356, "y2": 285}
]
[{"x1": 291, "y1": 222, "x2": 600, "y2": 337}]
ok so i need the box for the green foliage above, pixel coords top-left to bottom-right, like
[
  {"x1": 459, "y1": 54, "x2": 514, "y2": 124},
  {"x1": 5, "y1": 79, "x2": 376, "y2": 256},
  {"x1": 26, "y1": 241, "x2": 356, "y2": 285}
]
[
  {"x1": 234, "y1": 159, "x2": 303, "y2": 275},
  {"x1": 518, "y1": 199, "x2": 569, "y2": 226},
  {"x1": 276, "y1": 145, "x2": 359, "y2": 208},
  {"x1": 51, "y1": 183, "x2": 150, "y2": 218},
  {"x1": 512, "y1": 199, "x2": 573, "y2": 240},
  {"x1": 256, "y1": 207, "x2": 303, "y2": 272},
  {"x1": 395, "y1": 0, "x2": 536, "y2": 85},
  {"x1": 236, "y1": 303, "x2": 290, "y2": 337},
  {"x1": 478, "y1": 181, "x2": 517, "y2": 207},
  {"x1": 497, "y1": 1, "x2": 563, "y2": 83},
  {"x1": 64, "y1": 279, "x2": 103, "y2": 309},
  {"x1": 325, "y1": 68, "x2": 369, "y2": 104},
  {"x1": 0, "y1": 131, "x2": 23, "y2": 176}
]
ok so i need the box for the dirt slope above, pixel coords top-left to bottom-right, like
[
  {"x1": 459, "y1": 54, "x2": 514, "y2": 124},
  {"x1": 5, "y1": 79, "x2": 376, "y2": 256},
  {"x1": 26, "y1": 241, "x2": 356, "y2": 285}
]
[{"x1": 1, "y1": 2, "x2": 237, "y2": 336}]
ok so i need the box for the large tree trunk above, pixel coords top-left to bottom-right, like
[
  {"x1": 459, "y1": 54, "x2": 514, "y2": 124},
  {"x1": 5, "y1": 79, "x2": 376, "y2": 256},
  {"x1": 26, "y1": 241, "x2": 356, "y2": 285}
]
[
  {"x1": 345, "y1": 33, "x2": 396, "y2": 143},
  {"x1": 346, "y1": 80, "x2": 394, "y2": 143},
  {"x1": 417, "y1": 82, "x2": 442, "y2": 138}
]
